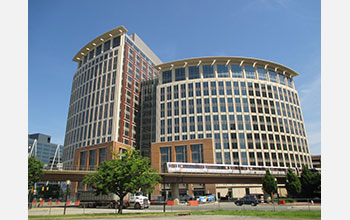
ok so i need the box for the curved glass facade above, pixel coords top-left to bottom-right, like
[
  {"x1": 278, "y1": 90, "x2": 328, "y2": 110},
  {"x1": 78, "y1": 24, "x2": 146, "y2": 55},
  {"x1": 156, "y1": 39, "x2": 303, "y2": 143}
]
[{"x1": 155, "y1": 57, "x2": 312, "y2": 168}]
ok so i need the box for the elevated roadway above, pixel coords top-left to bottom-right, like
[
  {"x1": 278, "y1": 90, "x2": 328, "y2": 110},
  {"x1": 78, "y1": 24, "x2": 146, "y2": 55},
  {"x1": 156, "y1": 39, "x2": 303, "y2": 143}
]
[{"x1": 40, "y1": 170, "x2": 286, "y2": 184}]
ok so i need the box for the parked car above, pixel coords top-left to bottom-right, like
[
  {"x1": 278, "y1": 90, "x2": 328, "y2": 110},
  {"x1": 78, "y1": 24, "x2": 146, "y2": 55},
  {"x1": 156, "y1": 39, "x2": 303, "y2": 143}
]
[{"x1": 234, "y1": 195, "x2": 259, "y2": 206}]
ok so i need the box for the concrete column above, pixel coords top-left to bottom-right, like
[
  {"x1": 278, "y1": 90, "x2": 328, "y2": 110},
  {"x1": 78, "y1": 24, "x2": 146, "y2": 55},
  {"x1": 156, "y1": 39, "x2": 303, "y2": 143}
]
[{"x1": 170, "y1": 183, "x2": 180, "y2": 204}]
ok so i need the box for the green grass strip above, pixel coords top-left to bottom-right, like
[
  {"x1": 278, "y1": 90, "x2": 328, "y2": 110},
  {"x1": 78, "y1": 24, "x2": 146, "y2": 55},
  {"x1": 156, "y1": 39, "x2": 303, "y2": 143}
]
[
  {"x1": 28, "y1": 212, "x2": 181, "y2": 219},
  {"x1": 190, "y1": 210, "x2": 321, "y2": 219},
  {"x1": 29, "y1": 210, "x2": 321, "y2": 220}
]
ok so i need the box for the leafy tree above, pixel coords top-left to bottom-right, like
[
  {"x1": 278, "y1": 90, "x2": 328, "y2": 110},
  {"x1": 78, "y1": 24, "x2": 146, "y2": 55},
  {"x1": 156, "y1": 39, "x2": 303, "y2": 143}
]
[
  {"x1": 300, "y1": 165, "x2": 321, "y2": 198},
  {"x1": 285, "y1": 168, "x2": 301, "y2": 198},
  {"x1": 28, "y1": 156, "x2": 45, "y2": 203},
  {"x1": 83, "y1": 150, "x2": 161, "y2": 214},
  {"x1": 28, "y1": 156, "x2": 45, "y2": 187},
  {"x1": 262, "y1": 169, "x2": 278, "y2": 199}
]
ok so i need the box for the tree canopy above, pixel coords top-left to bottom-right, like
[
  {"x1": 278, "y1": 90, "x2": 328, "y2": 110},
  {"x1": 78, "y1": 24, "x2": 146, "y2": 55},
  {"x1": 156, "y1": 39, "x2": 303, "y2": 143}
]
[
  {"x1": 83, "y1": 150, "x2": 161, "y2": 214},
  {"x1": 285, "y1": 168, "x2": 301, "y2": 198},
  {"x1": 28, "y1": 156, "x2": 45, "y2": 188},
  {"x1": 262, "y1": 169, "x2": 278, "y2": 197},
  {"x1": 300, "y1": 165, "x2": 321, "y2": 198}
]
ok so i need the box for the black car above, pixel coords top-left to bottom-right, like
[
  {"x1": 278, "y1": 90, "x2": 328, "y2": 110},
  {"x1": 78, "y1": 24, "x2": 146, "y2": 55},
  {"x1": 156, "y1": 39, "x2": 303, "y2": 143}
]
[{"x1": 234, "y1": 195, "x2": 259, "y2": 206}]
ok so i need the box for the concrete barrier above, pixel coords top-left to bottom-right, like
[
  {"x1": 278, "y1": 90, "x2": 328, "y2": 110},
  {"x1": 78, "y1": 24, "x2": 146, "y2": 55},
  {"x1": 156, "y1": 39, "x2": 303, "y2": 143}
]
[{"x1": 188, "y1": 200, "x2": 198, "y2": 206}]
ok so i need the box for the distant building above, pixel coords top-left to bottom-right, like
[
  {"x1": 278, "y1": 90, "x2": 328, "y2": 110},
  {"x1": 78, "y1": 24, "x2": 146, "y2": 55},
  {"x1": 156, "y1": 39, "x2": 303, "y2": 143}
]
[
  {"x1": 311, "y1": 155, "x2": 321, "y2": 168},
  {"x1": 28, "y1": 133, "x2": 63, "y2": 168}
]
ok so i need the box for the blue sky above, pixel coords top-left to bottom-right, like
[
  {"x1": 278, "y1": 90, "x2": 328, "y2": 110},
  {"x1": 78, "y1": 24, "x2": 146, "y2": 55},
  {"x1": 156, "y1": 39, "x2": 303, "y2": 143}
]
[{"x1": 28, "y1": 0, "x2": 321, "y2": 155}]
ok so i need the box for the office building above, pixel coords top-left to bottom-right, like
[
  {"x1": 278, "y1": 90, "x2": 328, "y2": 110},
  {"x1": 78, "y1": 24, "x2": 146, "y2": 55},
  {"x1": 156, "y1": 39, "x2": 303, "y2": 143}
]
[
  {"x1": 28, "y1": 133, "x2": 62, "y2": 168},
  {"x1": 146, "y1": 57, "x2": 313, "y2": 198},
  {"x1": 62, "y1": 26, "x2": 162, "y2": 168},
  {"x1": 64, "y1": 26, "x2": 313, "y2": 198}
]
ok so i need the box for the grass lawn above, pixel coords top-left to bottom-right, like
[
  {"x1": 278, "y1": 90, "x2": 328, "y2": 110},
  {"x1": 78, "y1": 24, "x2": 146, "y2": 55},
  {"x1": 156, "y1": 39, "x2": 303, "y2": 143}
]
[
  {"x1": 29, "y1": 210, "x2": 321, "y2": 219},
  {"x1": 190, "y1": 210, "x2": 321, "y2": 219}
]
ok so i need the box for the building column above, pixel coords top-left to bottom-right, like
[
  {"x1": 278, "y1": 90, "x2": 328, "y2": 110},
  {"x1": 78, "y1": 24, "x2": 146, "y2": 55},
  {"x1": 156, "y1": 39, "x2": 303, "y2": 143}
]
[{"x1": 170, "y1": 183, "x2": 180, "y2": 204}]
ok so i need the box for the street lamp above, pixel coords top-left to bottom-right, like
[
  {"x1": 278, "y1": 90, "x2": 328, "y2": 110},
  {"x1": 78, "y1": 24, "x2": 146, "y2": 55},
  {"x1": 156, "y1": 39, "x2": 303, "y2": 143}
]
[
  {"x1": 275, "y1": 178, "x2": 279, "y2": 199},
  {"x1": 63, "y1": 180, "x2": 71, "y2": 215}
]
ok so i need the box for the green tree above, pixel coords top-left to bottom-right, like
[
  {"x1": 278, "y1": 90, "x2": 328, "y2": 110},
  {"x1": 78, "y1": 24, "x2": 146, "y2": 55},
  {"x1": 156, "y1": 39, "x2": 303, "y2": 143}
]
[
  {"x1": 262, "y1": 169, "x2": 278, "y2": 199},
  {"x1": 28, "y1": 156, "x2": 45, "y2": 204},
  {"x1": 300, "y1": 165, "x2": 321, "y2": 198},
  {"x1": 83, "y1": 150, "x2": 161, "y2": 214},
  {"x1": 285, "y1": 168, "x2": 301, "y2": 198}
]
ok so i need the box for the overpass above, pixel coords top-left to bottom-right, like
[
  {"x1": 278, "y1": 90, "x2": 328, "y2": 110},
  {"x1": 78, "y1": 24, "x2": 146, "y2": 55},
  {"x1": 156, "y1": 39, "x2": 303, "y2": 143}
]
[{"x1": 40, "y1": 169, "x2": 286, "y2": 184}]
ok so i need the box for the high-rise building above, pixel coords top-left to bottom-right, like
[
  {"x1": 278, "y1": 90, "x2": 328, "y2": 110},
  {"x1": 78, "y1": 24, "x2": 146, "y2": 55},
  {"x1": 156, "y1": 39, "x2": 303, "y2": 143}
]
[
  {"x1": 62, "y1": 26, "x2": 162, "y2": 167},
  {"x1": 145, "y1": 57, "x2": 313, "y2": 198},
  {"x1": 63, "y1": 26, "x2": 313, "y2": 199},
  {"x1": 148, "y1": 57, "x2": 312, "y2": 170}
]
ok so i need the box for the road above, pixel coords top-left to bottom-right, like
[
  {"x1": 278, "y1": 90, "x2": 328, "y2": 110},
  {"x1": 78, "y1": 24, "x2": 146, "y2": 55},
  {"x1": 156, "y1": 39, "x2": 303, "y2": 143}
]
[
  {"x1": 75, "y1": 215, "x2": 302, "y2": 220},
  {"x1": 28, "y1": 202, "x2": 321, "y2": 216}
]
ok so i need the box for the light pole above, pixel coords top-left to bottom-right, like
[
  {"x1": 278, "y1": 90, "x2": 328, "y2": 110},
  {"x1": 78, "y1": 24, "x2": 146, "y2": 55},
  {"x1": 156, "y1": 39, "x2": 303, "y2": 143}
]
[
  {"x1": 63, "y1": 180, "x2": 71, "y2": 215},
  {"x1": 275, "y1": 178, "x2": 279, "y2": 199}
]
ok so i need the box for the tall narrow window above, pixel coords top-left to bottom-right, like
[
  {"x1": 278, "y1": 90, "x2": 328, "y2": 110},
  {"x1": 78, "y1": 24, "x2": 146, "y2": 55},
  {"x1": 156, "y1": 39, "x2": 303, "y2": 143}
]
[
  {"x1": 160, "y1": 147, "x2": 172, "y2": 172},
  {"x1": 244, "y1": 65, "x2": 256, "y2": 79},
  {"x1": 162, "y1": 70, "x2": 172, "y2": 83},
  {"x1": 191, "y1": 144, "x2": 203, "y2": 163},
  {"x1": 175, "y1": 68, "x2": 186, "y2": 81},
  {"x1": 188, "y1": 66, "x2": 200, "y2": 79},
  {"x1": 231, "y1": 64, "x2": 243, "y2": 78},
  {"x1": 217, "y1": 64, "x2": 229, "y2": 77},
  {"x1": 203, "y1": 65, "x2": 214, "y2": 78},
  {"x1": 175, "y1": 145, "x2": 187, "y2": 162}
]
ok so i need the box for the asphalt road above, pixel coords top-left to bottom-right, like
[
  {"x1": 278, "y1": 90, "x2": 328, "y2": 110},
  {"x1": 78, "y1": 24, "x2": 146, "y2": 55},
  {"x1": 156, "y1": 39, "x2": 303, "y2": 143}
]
[
  {"x1": 28, "y1": 202, "x2": 321, "y2": 216},
  {"x1": 75, "y1": 215, "x2": 301, "y2": 220}
]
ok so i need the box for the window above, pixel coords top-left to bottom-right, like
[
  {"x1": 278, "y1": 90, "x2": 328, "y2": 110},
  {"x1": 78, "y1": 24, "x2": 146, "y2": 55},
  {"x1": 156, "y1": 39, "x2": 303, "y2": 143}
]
[
  {"x1": 188, "y1": 66, "x2": 200, "y2": 79},
  {"x1": 287, "y1": 77, "x2": 293, "y2": 88},
  {"x1": 88, "y1": 150, "x2": 97, "y2": 170},
  {"x1": 175, "y1": 146, "x2": 187, "y2": 162},
  {"x1": 99, "y1": 148, "x2": 106, "y2": 165},
  {"x1": 96, "y1": 45, "x2": 102, "y2": 56},
  {"x1": 278, "y1": 73, "x2": 285, "y2": 85},
  {"x1": 79, "y1": 151, "x2": 87, "y2": 170},
  {"x1": 210, "y1": 81, "x2": 217, "y2": 95},
  {"x1": 195, "y1": 82, "x2": 201, "y2": 96},
  {"x1": 203, "y1": 82, "x2": 209, "y2": 96},
  {"x1": 269, "y1": 70, "x2": 277, "y2": 82},
  {"x1": 181, "y1": 84, "x2": 186, "y2": 98},
  {"x1": 160, "y1": 147, "x2": 172, "y2": 172},
  {"x1": 191, "y1": 144, "x2": 203, "y2": 163},
  {"x1": 175, "y1": 68, "x2": 186, "y2": 81},
  {"x1": 257, "y1": 68, "x2": 267, "y2": 80},
  {"x1": 226, "y1": 81, "x2": 232, "y2": 95},
  {"x1": 218, "y1": 81, "x2": 224, "y2": 95},
  {"x1": 181, "y1": 117, "x2": 187, "y2": 132},
  {"x1": 241, "y1": 152, "x2": 248, "y2": 165},
  {"x1": 217, "y1": 64, "x2": 229, "y2": 77},
  {"x1": 160, "y1": 87, "x2": 165, "y2": 101},
  {"x1": 231, "y1": 64, "x2": 243, "y2": 78},
  {"x1": 205, "y1": 115, "x2": 211, "y2": 131},
  {"x1": 239, "y1": 133, "x2": 246, "y2": 149},
  {"x1": 89, "y1": 50, "x2": 94, "y2": 60},
  {"x1": 216, "y1": 152, "x2": 223, "y2": 164},
  {"x1": 112, "y1": 36, "x2": 120, "y2": 48},
  {"x1": 174, "y1": 85, "x2": 179, "y2": 99},
  {"x1": 203, "y1": 65, "x2": 214, "y2": 78},
  {"x1": 162, "y1": 70, "x2": 172, "y2": 83},
  {"x1": 244, "y1": 65, "x2": 256, "y2": 79},
  {"x1": 103, "y1": 40, "x2": 111, "y2": 52}
]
